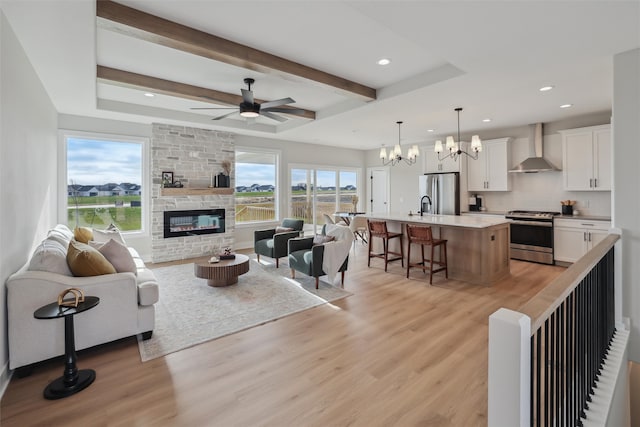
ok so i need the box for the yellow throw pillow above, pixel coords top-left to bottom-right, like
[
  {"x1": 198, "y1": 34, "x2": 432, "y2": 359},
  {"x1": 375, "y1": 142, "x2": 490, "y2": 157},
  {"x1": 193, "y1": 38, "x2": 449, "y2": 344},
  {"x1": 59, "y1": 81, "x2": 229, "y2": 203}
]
[
  {"x1": 67, "y1": 240, "x2": 116, "y2": 276},
  {"x1": 73, "y1": 227, "x2": 93, "y2": 244}
]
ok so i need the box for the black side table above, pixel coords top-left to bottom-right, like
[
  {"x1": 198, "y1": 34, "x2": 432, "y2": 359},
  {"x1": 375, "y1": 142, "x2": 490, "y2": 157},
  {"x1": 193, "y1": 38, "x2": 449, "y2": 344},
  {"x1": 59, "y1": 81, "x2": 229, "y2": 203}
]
[{"x1": 34, "y1": 296, "x2": 99, "y2": 400}]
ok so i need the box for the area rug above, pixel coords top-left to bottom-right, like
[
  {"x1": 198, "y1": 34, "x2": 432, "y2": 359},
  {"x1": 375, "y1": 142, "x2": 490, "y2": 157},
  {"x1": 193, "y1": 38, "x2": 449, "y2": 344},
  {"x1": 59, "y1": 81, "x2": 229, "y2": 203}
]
[{"x1": 137, "y1": 259, "x2": 352, "y2": 361}]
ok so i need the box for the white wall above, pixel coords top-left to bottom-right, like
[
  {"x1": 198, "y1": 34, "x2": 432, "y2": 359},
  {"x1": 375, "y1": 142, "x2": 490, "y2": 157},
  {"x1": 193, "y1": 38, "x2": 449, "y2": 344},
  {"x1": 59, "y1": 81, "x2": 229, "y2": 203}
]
[
  {"x1": 613, "y1": 48, "x2": 640, "y2": 361},
  {"x1": 0, "y1": 11, "x2": 59, "y2": 393}
]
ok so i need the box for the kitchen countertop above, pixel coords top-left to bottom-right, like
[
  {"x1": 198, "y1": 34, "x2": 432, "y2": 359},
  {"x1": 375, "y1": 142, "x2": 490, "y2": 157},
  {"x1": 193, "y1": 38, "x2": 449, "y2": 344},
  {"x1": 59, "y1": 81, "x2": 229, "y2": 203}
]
[
  {"x1": 556, "y1": 215, "x2": 611, "y2": 222},
  {"x1": 365, "y1": 212, "x2": 510, "y2": 229}
]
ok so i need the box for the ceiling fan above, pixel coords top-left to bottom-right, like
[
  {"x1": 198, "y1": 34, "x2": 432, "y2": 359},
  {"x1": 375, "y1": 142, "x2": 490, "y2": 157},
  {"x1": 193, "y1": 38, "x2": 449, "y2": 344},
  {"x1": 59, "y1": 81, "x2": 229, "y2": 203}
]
[{"x1": 191, "y1": 78, "x2": 305, "y2": 122}]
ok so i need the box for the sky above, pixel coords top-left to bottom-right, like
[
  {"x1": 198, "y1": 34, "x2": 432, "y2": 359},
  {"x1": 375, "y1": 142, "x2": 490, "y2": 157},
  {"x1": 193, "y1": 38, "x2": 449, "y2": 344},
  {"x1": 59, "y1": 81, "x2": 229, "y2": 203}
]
[
  {"x1": 67, "y1": 138, "x2": 357, "y2": 188},
  {"x1": 67, "y1": 138, "x2": 142, "y2": 185}
]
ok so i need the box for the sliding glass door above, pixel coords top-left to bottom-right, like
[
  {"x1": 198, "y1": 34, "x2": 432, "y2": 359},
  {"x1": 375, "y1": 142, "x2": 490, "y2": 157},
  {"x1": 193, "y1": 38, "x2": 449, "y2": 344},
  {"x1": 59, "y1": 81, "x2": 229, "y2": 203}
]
[{"x1": 289, "y1": 166, "x2": 359, "y2": 234}]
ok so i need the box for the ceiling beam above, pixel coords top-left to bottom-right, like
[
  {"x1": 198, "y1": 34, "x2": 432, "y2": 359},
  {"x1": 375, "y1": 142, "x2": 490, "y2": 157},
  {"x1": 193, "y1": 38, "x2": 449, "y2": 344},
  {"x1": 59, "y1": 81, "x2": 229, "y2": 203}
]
[
  {"x1": 97, "y1": 66, "x2": 317, "y2": 120},
  {"x1": 96, "y1": 0, "x2": 377, "y2": 102}
]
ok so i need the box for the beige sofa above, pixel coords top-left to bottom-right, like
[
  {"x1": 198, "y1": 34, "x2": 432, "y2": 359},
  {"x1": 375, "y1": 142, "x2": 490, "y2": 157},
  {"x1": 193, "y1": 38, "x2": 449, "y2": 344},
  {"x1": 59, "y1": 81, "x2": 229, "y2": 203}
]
[{"x1": 6, "y1": 224, "x2": 159, "y2": 371}]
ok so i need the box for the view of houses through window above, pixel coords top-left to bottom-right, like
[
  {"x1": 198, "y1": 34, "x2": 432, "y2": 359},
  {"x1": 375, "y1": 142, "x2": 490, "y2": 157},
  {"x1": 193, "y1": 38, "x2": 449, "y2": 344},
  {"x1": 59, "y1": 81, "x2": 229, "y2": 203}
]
[
  {"x1": 235, "y1": 149, "x2": 278, "y2": 224},
  {"x1": 290, "y1": 167, "x2": 358, "y2": 232},
  {"x1": 66, "y1": 135, "x2": 143, "y2": 232}
]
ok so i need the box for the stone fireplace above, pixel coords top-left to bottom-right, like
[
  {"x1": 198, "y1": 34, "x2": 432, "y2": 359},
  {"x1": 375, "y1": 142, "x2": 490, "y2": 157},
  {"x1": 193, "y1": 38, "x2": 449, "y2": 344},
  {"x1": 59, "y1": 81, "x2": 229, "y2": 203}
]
[{"x1": 151, "y1": 123, "x2": 235, "y2": 263}]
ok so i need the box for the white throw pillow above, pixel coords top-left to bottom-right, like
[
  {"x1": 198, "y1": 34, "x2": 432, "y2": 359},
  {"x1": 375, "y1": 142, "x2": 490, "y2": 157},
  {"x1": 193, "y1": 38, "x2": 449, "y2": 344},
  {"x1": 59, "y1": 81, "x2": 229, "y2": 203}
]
[
  {"x1": 47, "y1": 224, "x2": 74, "y2": 246},
  {"x1": 97, "y1": 238, "x2": 137, "y2": 275},
  {"x1": 28, "y1": 238, "x2": 73, "y2": 276},
  {"x1": 92, "y1": 224, "x2": 126, "y2": 245}
]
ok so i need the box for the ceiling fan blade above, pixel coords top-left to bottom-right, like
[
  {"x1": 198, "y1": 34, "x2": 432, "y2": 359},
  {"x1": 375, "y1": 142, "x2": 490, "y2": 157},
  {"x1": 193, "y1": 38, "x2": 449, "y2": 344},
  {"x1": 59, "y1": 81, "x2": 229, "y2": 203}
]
[
  {"x1": 211, "y1": 111, "x2": 238, "y2": 120},
  {"x1": 260, "y1": 97, "x2": 295, "y2": 110},
  {"x1": 261, "y1": 111, "x2": 288, "y2": 123},
  {"x1": 190, "y1": 107, "x2": 236, "y2": 110},
  {"x1": 262, "y1": 107, "x2": 306, "y2": 115},
  {"x1": 241, "y1": 88, "x2": 254, "y2": 104}
]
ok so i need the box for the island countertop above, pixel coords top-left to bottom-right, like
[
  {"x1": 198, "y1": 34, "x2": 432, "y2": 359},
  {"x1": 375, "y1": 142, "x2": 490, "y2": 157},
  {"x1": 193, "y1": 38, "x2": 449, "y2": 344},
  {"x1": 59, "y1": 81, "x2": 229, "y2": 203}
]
[
  {"x1": 364, "y1": 212, "x2": 510, "y2": 229},
  {"x1": 363, "y1": 212, "x2": 511, "y2": 286}
]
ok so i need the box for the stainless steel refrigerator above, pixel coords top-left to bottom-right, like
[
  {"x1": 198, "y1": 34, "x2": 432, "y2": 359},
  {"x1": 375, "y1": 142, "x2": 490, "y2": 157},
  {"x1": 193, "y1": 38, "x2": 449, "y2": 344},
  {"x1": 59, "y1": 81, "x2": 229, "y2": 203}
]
[{"x1": 418, "y1": 172, "x2": 460, "y2": 215}]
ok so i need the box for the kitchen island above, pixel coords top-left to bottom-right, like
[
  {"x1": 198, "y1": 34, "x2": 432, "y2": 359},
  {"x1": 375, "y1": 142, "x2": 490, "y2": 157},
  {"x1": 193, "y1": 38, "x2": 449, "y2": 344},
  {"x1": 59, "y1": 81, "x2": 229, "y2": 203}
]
[{"x1": 365, "y1": 213, "x2": 511, "y2": 286}]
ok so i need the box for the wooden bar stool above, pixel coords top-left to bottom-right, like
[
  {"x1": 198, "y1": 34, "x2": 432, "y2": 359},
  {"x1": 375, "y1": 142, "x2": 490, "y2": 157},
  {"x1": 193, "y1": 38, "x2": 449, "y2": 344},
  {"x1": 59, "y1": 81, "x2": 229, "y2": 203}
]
[
  {"x1": 406, "y1": 224, "x2": 448, "y2": 284},
  {"x1": 367, "y1": 220, "x2": 404, "y2": 272}
]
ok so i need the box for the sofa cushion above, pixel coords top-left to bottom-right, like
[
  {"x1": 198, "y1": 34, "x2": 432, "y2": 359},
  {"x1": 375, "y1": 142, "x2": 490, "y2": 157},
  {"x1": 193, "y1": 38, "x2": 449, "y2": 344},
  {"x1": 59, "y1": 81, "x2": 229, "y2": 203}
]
[
  {"x1": 67, "y1": 240, "x2": 116, "y2": 276},
  {"x1": 92, "y1": 224, "x2": 126, "y2": 245},
  {"x1": 28, "y1": 238, "x2": 73, "y2": 276},
  {"x1": 47, "y1": 224, "x2": 74, "y2": 246},
  {"x1": 95, "y1": 239, "x2": 137, "y2": 275},
  {"x1": 73, "y1": 226, "x2": 93, "y2": 244},
  {"x1": 275, "y1": 226, "x2": 294, "y2": 234}
]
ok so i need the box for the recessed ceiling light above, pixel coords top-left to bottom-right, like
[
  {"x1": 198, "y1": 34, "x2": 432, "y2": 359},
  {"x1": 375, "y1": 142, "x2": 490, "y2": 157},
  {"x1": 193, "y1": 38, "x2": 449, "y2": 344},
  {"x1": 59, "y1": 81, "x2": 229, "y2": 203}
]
[
  {"x1": 539, "y1": 85, "x2": 554, "y2": 92},
  {"x1": 144, "y1": 92, "x2": 155, "y2": 97},
  {"x1": 377, "y1": 58, "x2": 391, "y2": 66},
  {"x1": 427, "y1": 129, "x2": 434, "y2": 132},
  {"x1": 560, "y1": 104, "x2": 573, "y2": 109},
  {"x1": 482, "y1": 118, "x2": 492, "y2": 123}
]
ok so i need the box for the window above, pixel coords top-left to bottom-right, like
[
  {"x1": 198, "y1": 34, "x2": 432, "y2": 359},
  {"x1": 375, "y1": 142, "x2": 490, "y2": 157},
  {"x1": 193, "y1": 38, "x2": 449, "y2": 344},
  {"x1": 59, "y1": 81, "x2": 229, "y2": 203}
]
[
  {"x1": 235, "y1": 148, "x2": 279, "y2": 224},
  {"x1": 63, "y1": 132, "x2": 146, "y2": 233},
  {"x1": 289, "y1": 166, "x2": 360, "y2": 233}
]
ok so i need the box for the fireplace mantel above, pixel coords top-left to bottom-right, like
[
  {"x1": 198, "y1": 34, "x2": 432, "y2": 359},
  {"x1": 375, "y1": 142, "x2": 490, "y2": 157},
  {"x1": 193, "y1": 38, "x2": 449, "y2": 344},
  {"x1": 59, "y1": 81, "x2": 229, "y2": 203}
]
[{"x1": 161, "y1": 187, "x2": 234, "y2": 196}]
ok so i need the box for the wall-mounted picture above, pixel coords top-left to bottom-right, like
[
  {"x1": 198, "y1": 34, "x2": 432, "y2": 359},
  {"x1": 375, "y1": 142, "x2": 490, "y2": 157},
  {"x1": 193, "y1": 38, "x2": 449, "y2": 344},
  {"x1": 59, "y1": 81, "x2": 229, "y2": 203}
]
[{"x1": 162, "y1": 171, "x2": 174, "y2": 186}]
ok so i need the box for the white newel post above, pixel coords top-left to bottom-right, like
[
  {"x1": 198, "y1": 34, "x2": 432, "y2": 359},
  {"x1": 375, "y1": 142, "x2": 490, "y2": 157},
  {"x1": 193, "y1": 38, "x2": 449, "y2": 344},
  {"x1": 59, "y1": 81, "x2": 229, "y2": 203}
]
[{"x1": 488, "y1": 308, "x2": 531, "y2": 427}]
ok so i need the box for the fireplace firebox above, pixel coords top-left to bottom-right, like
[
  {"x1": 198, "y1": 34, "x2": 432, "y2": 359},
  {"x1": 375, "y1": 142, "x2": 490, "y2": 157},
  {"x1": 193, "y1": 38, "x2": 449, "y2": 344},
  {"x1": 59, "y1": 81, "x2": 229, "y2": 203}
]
[{"x1": 164, "y1": 209, "x2": 225, "y2": 238}]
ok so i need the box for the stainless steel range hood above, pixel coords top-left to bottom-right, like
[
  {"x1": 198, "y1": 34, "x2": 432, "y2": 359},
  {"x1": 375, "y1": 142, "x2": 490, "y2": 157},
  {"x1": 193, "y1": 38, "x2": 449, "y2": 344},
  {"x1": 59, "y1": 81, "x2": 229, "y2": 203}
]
[{"x1": 509, "y1": 123, "x2": 560, "y2": 173}]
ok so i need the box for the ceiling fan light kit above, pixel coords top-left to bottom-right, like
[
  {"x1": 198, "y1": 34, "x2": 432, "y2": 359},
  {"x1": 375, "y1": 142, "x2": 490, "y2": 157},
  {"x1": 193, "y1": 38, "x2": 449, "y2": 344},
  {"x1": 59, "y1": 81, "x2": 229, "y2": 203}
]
[
  {"x1": 434, "y1": 108, "x2": 482, "y2": 161},
  {"x1": 191, "y1": 78, "x2": 304, "y2": 122},
  {"x1": 380, "y1": 121, "x2": 419, "y2": 166}
]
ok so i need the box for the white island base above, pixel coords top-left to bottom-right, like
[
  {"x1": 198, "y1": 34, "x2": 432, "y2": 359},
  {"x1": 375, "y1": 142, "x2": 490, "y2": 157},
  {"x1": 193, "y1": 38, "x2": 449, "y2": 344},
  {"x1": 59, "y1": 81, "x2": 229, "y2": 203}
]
[{"x1": 365, "y1": 213, "x2": 511, "y2": 286}]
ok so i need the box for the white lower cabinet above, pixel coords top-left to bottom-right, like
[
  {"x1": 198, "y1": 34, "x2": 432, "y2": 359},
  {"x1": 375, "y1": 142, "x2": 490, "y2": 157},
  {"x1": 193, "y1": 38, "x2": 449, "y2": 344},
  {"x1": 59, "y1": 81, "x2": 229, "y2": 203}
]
[{"x1": 554, "y1": 218, "x2": 610, "y2": 263}]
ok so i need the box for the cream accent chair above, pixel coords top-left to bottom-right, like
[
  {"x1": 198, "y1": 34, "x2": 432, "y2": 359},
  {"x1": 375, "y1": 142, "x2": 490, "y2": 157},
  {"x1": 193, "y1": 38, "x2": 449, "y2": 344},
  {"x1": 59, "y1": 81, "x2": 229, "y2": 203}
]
[
  {"x1": 322, "y1": 213, "x2": 335, "y2": 225},
  {"x1": 349, "y1": 215, "x2": 368, "y2": 244}
]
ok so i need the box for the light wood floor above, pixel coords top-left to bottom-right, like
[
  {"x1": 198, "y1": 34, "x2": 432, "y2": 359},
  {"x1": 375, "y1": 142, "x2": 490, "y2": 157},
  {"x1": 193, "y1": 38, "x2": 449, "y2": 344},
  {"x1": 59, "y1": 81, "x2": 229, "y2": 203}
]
[{"x1": 1, "y1": 244, "x2": 565, "y2": 426}]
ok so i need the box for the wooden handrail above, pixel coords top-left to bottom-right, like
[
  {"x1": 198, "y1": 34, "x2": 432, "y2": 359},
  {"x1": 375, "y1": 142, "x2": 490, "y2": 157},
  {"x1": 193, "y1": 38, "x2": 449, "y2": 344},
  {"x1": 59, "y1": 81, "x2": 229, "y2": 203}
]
[{"x1": 519, "y1": 233, "x2": 619, "y2": 333}]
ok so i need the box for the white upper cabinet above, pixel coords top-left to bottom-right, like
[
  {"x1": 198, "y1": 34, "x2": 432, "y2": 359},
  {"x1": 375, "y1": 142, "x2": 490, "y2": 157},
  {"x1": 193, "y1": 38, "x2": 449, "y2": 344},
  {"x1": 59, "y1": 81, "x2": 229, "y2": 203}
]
[
  {"x1": 423, "y1": 143, "x2": 460, "y2": 173},
  {"x1": 560, "y1": 124, "x2": 611, "y2": 191},
  {"x1": 467, "y1": 137, "x2": 512, "y2": 191}
]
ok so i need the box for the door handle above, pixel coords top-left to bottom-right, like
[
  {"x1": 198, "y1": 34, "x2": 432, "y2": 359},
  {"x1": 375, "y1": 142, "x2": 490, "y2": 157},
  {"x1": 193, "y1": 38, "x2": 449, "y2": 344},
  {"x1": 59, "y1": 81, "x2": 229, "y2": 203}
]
[
  {"x1": 594, "y1": 178, "x2": 598, "y2": 188},
  {"x1": 584, "y1": 232, "x2": 587, "y2": 241},
  {"x1": 589, "y1": 178, "x2": 593, "y2": 188},
  {"x1": 588, "y1": 232, "x2": 592, "y2": 242}
]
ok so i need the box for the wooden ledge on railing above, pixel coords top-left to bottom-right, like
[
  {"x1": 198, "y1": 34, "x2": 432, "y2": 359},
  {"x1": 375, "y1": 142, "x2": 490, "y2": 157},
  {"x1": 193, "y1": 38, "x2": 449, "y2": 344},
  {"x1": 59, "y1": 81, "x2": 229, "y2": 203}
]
[
  {"x1": 519, "y1": 233, "x2": 619, "y2": 332},
  {"x1": 161, "y1": 187, "x2": 234, "y2": 196}
]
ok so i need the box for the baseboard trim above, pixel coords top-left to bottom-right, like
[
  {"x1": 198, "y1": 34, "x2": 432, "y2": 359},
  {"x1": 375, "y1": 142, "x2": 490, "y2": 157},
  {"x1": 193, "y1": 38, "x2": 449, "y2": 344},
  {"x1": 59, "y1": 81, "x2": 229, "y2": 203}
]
[{"x1": 0, "y1": 360, "x2": 13, "y2": 401}]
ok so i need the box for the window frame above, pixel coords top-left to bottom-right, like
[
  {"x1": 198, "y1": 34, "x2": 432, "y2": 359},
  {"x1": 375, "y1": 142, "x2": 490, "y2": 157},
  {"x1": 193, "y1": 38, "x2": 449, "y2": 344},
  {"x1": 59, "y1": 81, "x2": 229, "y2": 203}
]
[
  {"x1": 288, "y1": 163, "x2": 361, "y2": 233},
  {"x1": 234, "y1": 146, "x2": 281, "y2": 228},
  {"x1": 58, "y1": 130, "x2": 150, "y2": 237}
]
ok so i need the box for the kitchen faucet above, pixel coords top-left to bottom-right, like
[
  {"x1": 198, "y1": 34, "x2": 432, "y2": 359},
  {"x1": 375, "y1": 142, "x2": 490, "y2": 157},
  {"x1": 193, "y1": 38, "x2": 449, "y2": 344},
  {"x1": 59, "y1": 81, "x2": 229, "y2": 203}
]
[{"x1": 420, "y1": 195, "x2": 432, "y2": 216}]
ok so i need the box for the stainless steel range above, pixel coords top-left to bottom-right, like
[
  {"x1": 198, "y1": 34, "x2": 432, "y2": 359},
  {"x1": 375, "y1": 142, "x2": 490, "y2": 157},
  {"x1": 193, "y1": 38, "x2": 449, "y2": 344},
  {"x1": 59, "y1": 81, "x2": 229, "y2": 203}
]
[{"x1": 505, "y1": 210, "x2": 560, "y2": 264}]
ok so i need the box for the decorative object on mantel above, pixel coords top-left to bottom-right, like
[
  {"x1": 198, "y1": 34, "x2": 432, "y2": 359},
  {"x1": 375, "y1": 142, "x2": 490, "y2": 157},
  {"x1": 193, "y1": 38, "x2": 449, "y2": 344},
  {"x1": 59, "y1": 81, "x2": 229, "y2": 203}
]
[
  {"x1": 162, "y1": 171, "x2": 174, "y2": 188},
  {"x1": 380, "y1": 121, "x2": 419, "y2": 166},
  {"x1": 161, "y1": 187, "x2": 234, "y2": 196},
  {"x1": 434, "y1": 107, "x2": 482, "y2": 162},
  {"x1": 214, "y1": 160, "x2": 232, "y2": 188}
]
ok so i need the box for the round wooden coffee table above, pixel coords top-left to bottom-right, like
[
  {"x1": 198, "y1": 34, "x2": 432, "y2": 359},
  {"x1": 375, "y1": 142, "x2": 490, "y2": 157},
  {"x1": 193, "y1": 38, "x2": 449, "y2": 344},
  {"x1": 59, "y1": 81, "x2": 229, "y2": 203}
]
[{"x1": 194, "y1": 254, "x2": 250, "y2": 287}]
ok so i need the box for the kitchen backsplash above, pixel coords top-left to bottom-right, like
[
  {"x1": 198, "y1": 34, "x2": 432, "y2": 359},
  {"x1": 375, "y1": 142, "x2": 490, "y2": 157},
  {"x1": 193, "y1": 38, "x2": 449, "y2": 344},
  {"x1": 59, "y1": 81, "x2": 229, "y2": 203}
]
[{"x1": 466, "y1": 131, "x2": 611, "y2": 217}]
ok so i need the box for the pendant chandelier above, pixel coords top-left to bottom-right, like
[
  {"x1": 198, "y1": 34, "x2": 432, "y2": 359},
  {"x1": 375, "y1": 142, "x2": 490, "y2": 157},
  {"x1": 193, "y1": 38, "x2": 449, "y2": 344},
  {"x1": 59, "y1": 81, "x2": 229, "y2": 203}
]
[
  {"x1": 379, "y1": 121, "x2": 419, "y2": 166},
  {"x1": 434, "y1": 108, "x2": 482, "y2": 161}
]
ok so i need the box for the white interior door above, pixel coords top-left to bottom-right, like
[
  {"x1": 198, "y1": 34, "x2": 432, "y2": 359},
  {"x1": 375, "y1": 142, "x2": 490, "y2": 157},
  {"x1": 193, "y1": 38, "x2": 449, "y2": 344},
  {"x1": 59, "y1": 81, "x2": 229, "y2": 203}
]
[{"x1": 369, "y1": 167, "x2": 389, "y2": 213}]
